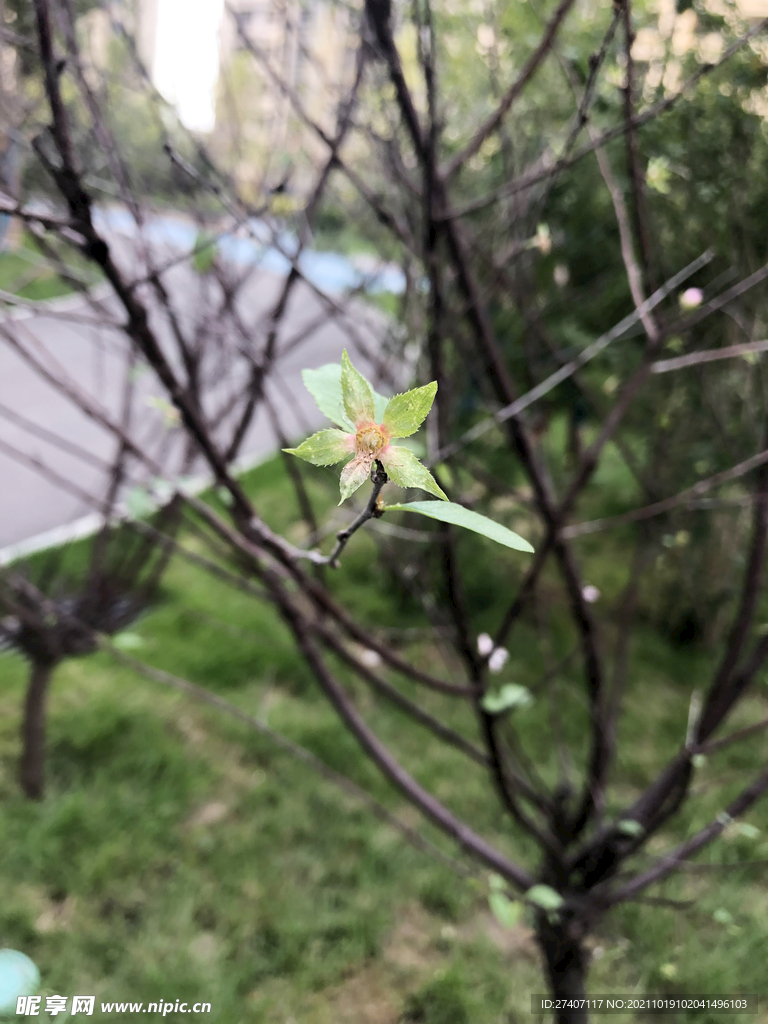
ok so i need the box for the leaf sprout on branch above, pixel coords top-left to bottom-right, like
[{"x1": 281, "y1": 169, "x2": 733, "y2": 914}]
[{"x1": 283, "y1": 351, "x2": 534, "y2": 565}]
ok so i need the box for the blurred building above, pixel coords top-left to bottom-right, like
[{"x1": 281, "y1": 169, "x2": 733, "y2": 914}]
[
  {"x1": 130, "y1": 0, "x2": 354, "y2": 170},
  {"x1": 133, "y1": 0, "x2": 225, "y2": 132},
  {"x1": 135, "y1": 0, "x2": 162, "y2": 74},
  {"x1": 213, "y1": 0, "x2": 357, "y2": 193}
]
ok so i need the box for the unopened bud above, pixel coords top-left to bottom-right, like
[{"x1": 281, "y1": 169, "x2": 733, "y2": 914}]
[{"x1": 679, "y1": 287, "x2": 703, "y2": 311}]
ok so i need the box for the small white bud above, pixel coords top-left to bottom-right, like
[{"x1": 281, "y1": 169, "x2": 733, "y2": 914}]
[
  {"x1": 582, "y1": 585, "x2": 601, "y2": 604},
  {"x1": 478, "y1": 633, "x2": 509, "y2": 672},
  {"x1": 477, "y1": 633, "x2": 494, "y2": 656},
  {"x1": 534, "y1": 223, "x2": 552, "y2": 255},
  {"x1": 359, "y1": 648, "x2": 382, "y2": 669},
  {"x1": 488, "y1": 647, "x2": 509, "y2": 673},
  {"x1": 553, "y1": 263, "x2": 569, "y2": 287},
  {"x1": 679, "y1": 287, "x2": 703, "y2": 311}
]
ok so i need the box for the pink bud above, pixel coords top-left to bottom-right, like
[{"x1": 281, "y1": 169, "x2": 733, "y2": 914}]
[
  {"x1": 477, "y1": 633, "x2": 494, "y2": 656},
  {"x1": 488, "y1": 648, "x2": 509, "y2": 673},
  {"x1": 680, "y1": 287, "x2": 703, "y2": 311}
]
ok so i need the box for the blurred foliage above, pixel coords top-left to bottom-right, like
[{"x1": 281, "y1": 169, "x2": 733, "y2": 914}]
[
  {"x1": 0, "y1": 230, "x2": 100, "y2": 300},
  {"x1": 5, "y1": 0, "x2": 768, "y2": 1013},
  {"x1": 11, "y1": 8, "x2": 217, "y2": 204},
  {"x1": 359, "y1": 0, "x2": 768, "y2": 646},
  {"x1": 191, "y1": 232, "x2": 218, "y2": 276},
  {"x1": 5, "y1": 0, "x2": 99, "y2": 77}
]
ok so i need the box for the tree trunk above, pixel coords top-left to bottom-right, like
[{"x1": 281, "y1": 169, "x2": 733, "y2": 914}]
[
  {"x1": 20, "y1": 658, "x2": 55, "y2": 800},
  {"x1": 538, "y1": 917, "x2": 590, "y2": 1024}
]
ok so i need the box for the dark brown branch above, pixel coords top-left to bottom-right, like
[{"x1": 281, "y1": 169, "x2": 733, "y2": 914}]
[
  {"x1": 256, "y1": 557, "x2": 536, "y2": 889},
  {"x1": 620, "y1": 0, "x2": 657, "y2": 296},
  {"x1": 327, "y1": 460, "x2": 388, "y2": 567},
  {"x1": 19, "y1": 657, "x2": 56, "y2": 799},
  {"x1": 311, "y1": 616, "x2": 489, "y2": 767}
]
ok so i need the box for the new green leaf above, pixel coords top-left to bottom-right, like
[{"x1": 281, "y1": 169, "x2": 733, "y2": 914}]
[
  {"x1": 524, "y1": 885, "x2": 564, "y2": 911},
  {"x1": 302, "y1": 364, "x2": 355, "y2": 429},
  {"x1": 481, "y1": 684, "x2": 532, "y2": 714},
  {"x1": 283, "y1": 429, "x2": 353, "y2": 466},
  {"x1": 380, "y1": 447, "x2": 448, "y2": 500},
  {"x1": 489, "y1": 891, "x2": 522, "y2": 929},
  {"x1": 339, "y1": 458, "x2": 372, "y2": 503},
  {"x1": 733, "y1": 822, "x2": 760, "y2": 839},
  {"x1": 382, "y1": 381, "x2": 437, "y2": 438},
  {"x1": 616, "y1": 819, "x2": 644, "y2": 838},
  {"x1": 341, "y1": 349, "x2": 375, "y2": 425},
  {"x1": 126, "y1": 486, "x2": 155, "y2": 520},
  {"x1": 386, "y1": 501, "x2": 534, "y2": 552},
  {"x1": 113, "y1": 632, "x2": 145, "y2": 651},
  {"x1": 302, "y1": 362, "x2": 389, "y2": 429}
]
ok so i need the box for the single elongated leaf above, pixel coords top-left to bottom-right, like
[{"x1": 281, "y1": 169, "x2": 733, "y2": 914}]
[
  {"x1": 481, "y1": 684, "x2": 532, "y2": 714},
  {"x1": 381, "y1": 447, "x2": 448, "y2": 500},
  {"x1": 382, "y1": 381, "x2": 437, "y2": 438},
  {"x1": 284, "y1": 429, "x2": 353, "y2": 466},
  {"x1": 524, "y1": 885, "x2": 564, "y2": 911},
  {"x1": 386, "y1": 501, "x2": 534, "y2": 552},
  {"x1": 341, "y1": 350, "x2": 375, "y2": 425},
  {"x1": 303, "y1": 363, "x2": 388, "y2": 429},
  {"x1": 489, "y1": 891, "x2": 522, "y2": 929}
]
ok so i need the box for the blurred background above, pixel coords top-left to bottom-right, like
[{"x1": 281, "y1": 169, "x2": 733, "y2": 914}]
[{"x1": 1, "y1": 0, "x2": 768, "y2": 1020}]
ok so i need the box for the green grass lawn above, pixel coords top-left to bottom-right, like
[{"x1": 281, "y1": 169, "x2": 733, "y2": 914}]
[{"x1": 2, "y1": 454, "x2": 768, "y2": 1023}]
